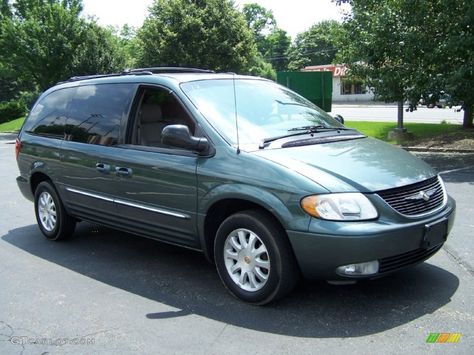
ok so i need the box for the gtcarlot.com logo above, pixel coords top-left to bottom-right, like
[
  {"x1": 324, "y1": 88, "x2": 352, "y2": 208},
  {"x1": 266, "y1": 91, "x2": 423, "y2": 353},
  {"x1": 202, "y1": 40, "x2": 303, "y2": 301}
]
[
  {"x1": 426, "y1": 333, "x2": 462, "y2": 343},
  {"x1": 10, "y1": 336, "x2": 95, "y2": 346}
]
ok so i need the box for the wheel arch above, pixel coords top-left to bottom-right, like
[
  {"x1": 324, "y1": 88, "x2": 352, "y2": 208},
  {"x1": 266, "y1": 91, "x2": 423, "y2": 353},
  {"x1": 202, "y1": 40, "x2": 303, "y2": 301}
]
[
  {"x1": 30, "y1": 171, "x2": 52, "y2": 194},
  {"x1": 198, "y1": 185, "x2": 301, "y2": 262}
]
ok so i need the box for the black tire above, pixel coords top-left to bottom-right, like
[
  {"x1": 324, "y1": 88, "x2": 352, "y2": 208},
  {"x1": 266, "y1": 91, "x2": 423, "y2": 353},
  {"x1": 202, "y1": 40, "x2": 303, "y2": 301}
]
[
  {"x1": 214, "y1": 209, "x2": 299, "y2": 305},
  {"x1": 34, "y1": 181, "x2": 76, "y2": 241}
]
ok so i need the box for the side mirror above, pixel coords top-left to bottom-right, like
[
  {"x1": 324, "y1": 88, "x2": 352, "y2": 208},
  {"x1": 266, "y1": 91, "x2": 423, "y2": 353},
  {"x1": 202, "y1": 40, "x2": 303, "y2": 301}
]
[
  {"x1": 161, "y1": 124, "x2": 209, "y2": 153},
  {"x1": 333, "y1": 114, "x2": 345, "y2": 125}
]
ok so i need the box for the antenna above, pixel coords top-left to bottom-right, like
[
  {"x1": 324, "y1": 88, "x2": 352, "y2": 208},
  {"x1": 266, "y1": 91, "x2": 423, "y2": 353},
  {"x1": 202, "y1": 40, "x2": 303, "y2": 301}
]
[{"x1": 232, "y1": 73, "x2": 241, "y2": 154}]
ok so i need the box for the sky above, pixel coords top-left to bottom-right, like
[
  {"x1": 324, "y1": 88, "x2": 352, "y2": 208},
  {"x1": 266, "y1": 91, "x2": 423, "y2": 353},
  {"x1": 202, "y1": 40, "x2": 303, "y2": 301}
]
[{"x1": 81, "y1": 0, "x2": 349, "y2": 39}]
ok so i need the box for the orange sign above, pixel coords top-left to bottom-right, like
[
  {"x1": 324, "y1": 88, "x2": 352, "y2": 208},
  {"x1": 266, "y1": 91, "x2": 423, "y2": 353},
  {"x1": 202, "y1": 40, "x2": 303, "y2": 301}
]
[{"x1": 303, "y1": 65, "x2": 347, "y2": 77}]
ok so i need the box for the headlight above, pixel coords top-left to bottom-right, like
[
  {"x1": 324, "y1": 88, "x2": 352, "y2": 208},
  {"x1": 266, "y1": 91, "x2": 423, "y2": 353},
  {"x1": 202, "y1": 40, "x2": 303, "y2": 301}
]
[{"x1": 301, "y1": 193, "x2": 378, "y2": 221}]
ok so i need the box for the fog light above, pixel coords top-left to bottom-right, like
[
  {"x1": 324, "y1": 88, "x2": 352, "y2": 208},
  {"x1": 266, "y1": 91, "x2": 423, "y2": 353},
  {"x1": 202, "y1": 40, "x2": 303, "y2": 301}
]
[{"x1": 336, "y1": 260, "x2": 379, "y2": 276}]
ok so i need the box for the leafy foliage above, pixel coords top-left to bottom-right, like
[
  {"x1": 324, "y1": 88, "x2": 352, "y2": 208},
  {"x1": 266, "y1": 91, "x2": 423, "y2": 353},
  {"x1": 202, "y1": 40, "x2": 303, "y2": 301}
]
[
  {"x1": 241, "y1": 3, "x2": 290, "y2": 73},
  {"x1": 0, "y1": 0, "x2": 126, "y2": 92},
  {"x1": 242, "y1": 3, "x2": 275, "y2": 53},
  {"x1": 287, "y1": 21, "x2": 343, "y2": 70},
  {"x1": 137, "y1": 0, "x2": 257, "y2": 72},
  {"x1": 0, "y1": 99, "x2": 27, "y2": 123},
  {"x1": 337, "y1": 0, "x2": 474, "y2": 127},
  {"x1": 262, "y1": 28, "x2": 291, "y2": 72}
]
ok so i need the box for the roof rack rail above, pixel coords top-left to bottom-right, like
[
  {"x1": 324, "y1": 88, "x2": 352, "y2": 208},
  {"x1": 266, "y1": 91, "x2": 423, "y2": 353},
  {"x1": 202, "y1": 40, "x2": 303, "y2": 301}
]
[
  {"x1": 59, "y1": 67, "x2": 214, "y2": 85},
  {"x1": 130, "y1": 67, "x2": 215, "y2": 74},
  {"x1": 65, "y1": 73, "x2": 122, "y2": 82}
]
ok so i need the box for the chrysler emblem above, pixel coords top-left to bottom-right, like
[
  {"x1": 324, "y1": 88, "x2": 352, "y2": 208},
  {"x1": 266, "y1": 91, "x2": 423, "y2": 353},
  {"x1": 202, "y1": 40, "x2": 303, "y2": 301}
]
[{"x1": 405, "y1": 188, "x2": 437, "y2": 202}]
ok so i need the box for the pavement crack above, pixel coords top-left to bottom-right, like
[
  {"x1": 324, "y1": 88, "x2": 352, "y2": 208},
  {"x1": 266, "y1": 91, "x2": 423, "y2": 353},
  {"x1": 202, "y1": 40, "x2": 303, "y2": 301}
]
[
  {"x1": 443, "y1": 244, "x2": 474, "y2": 276},
  {"x1": 212, "y1": 323, "x2": 228, "y2": 345},
  {"x1": 0, "y1": 321, "x2": 26, "y2": 355},
  {"x1": 0, "y1": 320, "x2": 14, "y2": 336}
]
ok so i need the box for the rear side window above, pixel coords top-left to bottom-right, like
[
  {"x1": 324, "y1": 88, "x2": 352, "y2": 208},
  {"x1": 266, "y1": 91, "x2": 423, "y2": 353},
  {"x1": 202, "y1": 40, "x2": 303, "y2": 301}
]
[
  {"x1": 23, "y1": 88, "x2": 74, "y2": 138},
  {"x1": 65, "y1": 84, "x2": 134, "y2": 146}
]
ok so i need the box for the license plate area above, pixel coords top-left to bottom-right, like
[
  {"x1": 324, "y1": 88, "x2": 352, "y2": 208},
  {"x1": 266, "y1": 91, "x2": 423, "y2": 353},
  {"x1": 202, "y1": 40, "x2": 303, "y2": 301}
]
[{"x1": 421, "y1": 218, "x2": 448, "y2": 249}]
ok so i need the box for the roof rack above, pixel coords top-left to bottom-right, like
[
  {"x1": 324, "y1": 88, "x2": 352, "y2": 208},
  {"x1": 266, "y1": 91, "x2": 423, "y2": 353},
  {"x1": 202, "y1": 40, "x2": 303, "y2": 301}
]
[
  {"x1": 65, "y1": 73, "x2": 123, "y2": 82},
  {"x1": 60, "y1": 67, "x2": 214, "y2": 84},
  {"x1": 129, "y1": 67, "x2": 215, "y2": 74}
]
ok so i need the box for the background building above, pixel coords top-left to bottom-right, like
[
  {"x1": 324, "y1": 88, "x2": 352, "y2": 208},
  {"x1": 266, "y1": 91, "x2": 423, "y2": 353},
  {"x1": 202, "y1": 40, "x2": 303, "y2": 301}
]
[{"x1": 303, "y1": 64, "x2": 375, "y2": 102}]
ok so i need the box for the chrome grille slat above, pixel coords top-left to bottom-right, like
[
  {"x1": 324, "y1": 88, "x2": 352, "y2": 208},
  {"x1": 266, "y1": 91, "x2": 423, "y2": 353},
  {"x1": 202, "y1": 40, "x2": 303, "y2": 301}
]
[
  {"x1": 376, "y1": 176, "x2": 446, "y2": 216},
  {"x1": 381, "y1": 181, "x2": 440, "y2": 199}
]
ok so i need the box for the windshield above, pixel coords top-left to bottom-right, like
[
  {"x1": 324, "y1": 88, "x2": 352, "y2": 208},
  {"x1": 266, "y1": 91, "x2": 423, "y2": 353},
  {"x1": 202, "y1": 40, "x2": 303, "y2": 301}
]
[{"x1": 180, "y1": 79, "x2": 344, "y2": 148}]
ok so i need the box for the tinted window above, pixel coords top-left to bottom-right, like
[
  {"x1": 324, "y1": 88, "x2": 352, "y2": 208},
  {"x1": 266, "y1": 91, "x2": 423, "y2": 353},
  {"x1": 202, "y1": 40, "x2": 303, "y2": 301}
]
[
  {"x1": 131, "y1": 88, "x2": 196, "y2": 148},
  {"x1": 24, "y1": 88, "x2": 74, "y2": 139},
  {"x1": 66, "y1": 84, "x2": 134, "y2": 146}
]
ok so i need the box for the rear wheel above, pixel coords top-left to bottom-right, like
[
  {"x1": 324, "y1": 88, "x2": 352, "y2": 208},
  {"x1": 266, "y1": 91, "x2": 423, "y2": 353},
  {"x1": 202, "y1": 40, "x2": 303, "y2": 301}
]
[
  {"x1": 34, "y1": 181, "x2": 76, "y2": 241},
  {"x1": 214, "y1": 210, "x2": 299, "y2": 305}
]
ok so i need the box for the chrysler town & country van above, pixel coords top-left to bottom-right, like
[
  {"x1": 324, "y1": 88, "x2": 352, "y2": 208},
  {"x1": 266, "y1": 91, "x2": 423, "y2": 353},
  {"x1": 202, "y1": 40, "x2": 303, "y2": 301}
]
[{"x1": 16, "y1": 68, "x2": 456, "y2": 304}]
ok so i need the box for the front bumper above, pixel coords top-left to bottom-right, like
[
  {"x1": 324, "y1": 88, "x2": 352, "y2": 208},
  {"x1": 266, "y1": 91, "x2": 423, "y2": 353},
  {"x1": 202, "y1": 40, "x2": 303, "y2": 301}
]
[{"x1": 287, "y1": 196, "x2": 456, "y2": 280}]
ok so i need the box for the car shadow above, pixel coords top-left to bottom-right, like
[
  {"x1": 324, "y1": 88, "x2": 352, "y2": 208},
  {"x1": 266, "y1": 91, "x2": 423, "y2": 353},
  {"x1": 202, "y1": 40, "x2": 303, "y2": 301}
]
[{"x1": 2, "y1": 223, "x2": 459, "y2": 338}]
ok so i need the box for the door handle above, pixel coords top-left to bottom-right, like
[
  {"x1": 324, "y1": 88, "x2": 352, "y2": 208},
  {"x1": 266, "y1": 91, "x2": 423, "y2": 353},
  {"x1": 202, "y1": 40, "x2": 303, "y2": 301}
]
[
  {"x1": 95, "y1": 162, "x2": 111, "y2": 174},
  {"x1": 115, "y1": 166, "x2": 133, "y2": 177}
]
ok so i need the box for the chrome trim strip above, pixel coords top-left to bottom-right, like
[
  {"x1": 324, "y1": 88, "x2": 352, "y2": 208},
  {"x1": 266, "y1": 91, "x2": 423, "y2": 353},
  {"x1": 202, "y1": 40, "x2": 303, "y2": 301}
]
[
  {"x1": 114, "y1": 199, "x2": 189, "y2": 219},
  {"x1": 66, "y1": 187, "x2": 114, "y2": 202},
  {"x1": 66, "y1": 187, "x2": 189, "y2": 219}
]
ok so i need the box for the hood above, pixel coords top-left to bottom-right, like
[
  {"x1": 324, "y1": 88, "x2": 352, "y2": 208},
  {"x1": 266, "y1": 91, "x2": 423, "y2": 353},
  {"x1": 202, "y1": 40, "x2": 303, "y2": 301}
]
[{"x1": 252, "y1": 137, "x2": 436, "y2": 192}]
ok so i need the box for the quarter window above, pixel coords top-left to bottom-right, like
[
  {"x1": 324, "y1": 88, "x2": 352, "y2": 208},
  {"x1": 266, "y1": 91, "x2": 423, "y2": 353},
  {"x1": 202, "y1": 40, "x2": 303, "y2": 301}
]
[{"x1": 23, "y1": 88, "x2": 74, "y2": 138}]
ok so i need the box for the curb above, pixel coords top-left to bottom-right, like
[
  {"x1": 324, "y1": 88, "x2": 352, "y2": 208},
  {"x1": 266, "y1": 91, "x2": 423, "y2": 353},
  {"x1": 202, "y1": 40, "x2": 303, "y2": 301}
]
[
  {"x1": 402, "y1": 146, "x2": 474, "y2": 154},
  {"x1": 0, "y1": 132, "x2": 18, "y2": 141}
]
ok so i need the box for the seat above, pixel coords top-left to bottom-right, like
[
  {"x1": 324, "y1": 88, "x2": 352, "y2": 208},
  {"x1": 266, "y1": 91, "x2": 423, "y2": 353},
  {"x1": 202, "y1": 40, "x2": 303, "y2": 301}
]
[{"x1": 139, "y1": 104, "x2": 166, "y2": 146}]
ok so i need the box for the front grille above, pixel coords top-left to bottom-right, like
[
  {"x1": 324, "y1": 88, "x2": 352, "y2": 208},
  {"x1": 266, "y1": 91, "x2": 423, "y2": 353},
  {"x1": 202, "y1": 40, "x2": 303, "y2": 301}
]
[
  {"x1": 377, "y1": 176, "x2": 446, "y2": 216},
  {"x1": 378, "y1": 244, "x2": 443, "y2": 274}
]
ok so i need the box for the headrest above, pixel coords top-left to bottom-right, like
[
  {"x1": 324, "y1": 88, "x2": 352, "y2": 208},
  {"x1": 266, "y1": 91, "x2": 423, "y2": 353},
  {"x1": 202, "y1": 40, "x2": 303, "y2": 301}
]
[{"x1": 140, "y1": 103, "x2": 162, "y2": 123}]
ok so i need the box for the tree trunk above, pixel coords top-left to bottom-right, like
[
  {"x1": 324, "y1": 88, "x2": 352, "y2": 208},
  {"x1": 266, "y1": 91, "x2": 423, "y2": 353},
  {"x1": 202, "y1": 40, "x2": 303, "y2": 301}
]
[
  {"x1": 463, "y1": 104, "x2": 473, "y2": 128},
  {"x1": 397, "y1": 100, "x2": 406, "y2": 131}
]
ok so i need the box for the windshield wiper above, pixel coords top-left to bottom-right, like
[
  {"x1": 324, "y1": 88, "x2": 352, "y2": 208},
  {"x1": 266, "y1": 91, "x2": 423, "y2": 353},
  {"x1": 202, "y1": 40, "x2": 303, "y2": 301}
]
[
  {"x1": 287, "y1": 125, "x2": 348, "y2": 132},
  {"x1": 260, "y1": 126, "x2": 353, "y2": 149}
]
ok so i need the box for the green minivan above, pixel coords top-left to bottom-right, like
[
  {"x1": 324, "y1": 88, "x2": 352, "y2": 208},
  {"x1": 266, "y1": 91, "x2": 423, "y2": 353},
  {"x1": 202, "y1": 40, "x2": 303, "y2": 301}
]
[{"x1": 16, "y1": 68, "x2": 456, "y2": 304}]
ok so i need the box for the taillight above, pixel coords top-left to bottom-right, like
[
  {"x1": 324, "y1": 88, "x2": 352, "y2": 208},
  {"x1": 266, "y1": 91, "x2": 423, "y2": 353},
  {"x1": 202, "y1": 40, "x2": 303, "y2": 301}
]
[{"x1": 15, "y1": 138, "x2": 21, "y2": 160}]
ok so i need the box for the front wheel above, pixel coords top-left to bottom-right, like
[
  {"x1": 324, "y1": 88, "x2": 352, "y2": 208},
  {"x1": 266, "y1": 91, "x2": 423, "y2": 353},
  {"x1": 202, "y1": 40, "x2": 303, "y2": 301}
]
[
  {"x1": 214, "y1": 210, "x2": 299, "y2": 305},
  {"x1": 34, "y1": 181, "x2": 76, "y2": 241}
]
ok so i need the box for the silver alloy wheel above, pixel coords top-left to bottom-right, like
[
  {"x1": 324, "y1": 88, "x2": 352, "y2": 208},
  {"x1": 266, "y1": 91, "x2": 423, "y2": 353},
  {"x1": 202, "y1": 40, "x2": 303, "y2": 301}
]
[
  {"x1": 223, "y1": 228, "x2": 271, "y2": 292},
  {"x1": 38, "y1": 191, "x2": 57, "y2": 232}
]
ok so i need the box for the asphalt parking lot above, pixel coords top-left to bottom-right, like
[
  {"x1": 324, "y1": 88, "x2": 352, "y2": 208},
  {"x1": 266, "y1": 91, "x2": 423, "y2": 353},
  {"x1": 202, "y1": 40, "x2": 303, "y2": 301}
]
[
  {"x1": 330, "y1": 104, "x2": 464, "y2": 124},
  {"x1": 0, "y1": 136, "x2": 473, "y2": 354}
]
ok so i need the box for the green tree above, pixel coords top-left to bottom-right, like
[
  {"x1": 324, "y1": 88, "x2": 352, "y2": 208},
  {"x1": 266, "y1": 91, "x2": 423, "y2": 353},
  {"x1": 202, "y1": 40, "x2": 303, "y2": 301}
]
[
  {"x1": 337, "y1": 0, "x2": 474, "y2": 128},
  {"x1": 248, "y1": 54, "x2": 276, "y2": 80},
  {"x1": 263, "y1": 28, "x2": 291, "y2": 72},
  {"x1": 137, "y1": 0, "x2": 257, "y2": 72},
  {"x1": 0, "y1": 0, "x2": 11, "y2": 20},
  {"x1": 241, "y1": 3, "x2": 290, "y2": 72},
  {"x1": 436, "y1": 0, "x2": 474, "y2": 128},
  {"x1": 117, "y1": 24, "x2": 140, "y2": 68},
  {"x1": 242, "y1": 3, "x2": 275, "y2": 53},
  {"x1": 287, "y1": 20, "x2": 342, "y2": 70},
  {"x1": 0, "y1": 0, "x2": 125, "y2": 91},
  {"x1": 73, "y1": 23, "x2": 127, "y2": 76}
]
